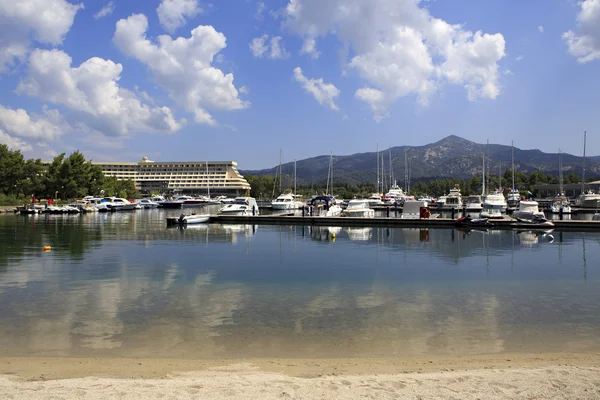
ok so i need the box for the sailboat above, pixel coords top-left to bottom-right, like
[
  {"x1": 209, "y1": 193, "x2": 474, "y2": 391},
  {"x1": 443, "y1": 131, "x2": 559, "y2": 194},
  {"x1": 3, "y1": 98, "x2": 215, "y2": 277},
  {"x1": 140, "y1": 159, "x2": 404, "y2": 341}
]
[
  {"x1": 507, "y1": 141, "x2": 521, "y2": 209},
  {"x1": 368, "y1": 144, "x2": 384, "y2": 207},
  {"x1": 272, "y1": 151, "x2": 304, "y2": 210},
  {"x1": 312, "y1": 152, "x2": 342, "y2": 217},
  {"x1": 550, "y1": 149, "x2": 572, "y2": 214},
  {"x1": 576, "y1": 131, "x2": 600, "y2": 209}
]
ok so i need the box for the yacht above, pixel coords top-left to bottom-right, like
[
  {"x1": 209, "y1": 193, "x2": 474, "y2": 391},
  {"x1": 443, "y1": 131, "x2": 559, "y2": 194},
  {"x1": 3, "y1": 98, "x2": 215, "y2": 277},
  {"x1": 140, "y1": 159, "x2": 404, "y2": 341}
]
[
  {"x1": 342, "y1": 199, "x2": 375, "y2": 218},
  {"x1": 310, "y1": 195, "x2": 342, "y2": 217},
  {"x1": 417, "y1": 196, "x2": 434, "y2": 207},
  {"x1": 513, "y1": 200, "x2": 546, "y2": 222},
  {"x1": 483, "y1": 190, "x2": 507, "y2": 213},
  {"x1": 103, "y1": 197, "x2": 137, "y2": 211},
  {"x1": 465, "y1": 195, "x2": 483, "y2": 211},
  {"x1": 576, "y1": 191, "x2": 600, "y2": 209},
  {"x1": 435, "y1": 195, "x2": 447, "y2": 208},
  {"x1": 218, "y1": 197, "x2": 259, "y2": 216},
  {"x1": 271, "y1": 192, "x2": 303, "y2": 210},
  {"x1": 383, "y1": 181, "x2": 408, "y2": 205},
  {"x1": 507, "y1": 189, "x2": 521, "y2": 209},
  {"x1": 136, "y1": 198, "x2": 159, "y2": 209},
  {"x1": 368, "y1": 193, "x2": 384, "y2": 207},
  {"x1": 88, "y1": 198, "x2": 110, "y2": 212},
  {"x1": 445, "y1": 186, "x2": 463, "y2": 209},
  {"x1": 550, "y1": 195, "x2": 572, "y2": 214}
]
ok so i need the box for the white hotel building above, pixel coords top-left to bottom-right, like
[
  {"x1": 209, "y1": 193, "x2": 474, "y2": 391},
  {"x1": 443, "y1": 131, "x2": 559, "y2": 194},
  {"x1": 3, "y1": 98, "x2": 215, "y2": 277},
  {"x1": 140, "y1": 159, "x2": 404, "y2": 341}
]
[{"x1": 93, "y1": 157, "x2": 251, "y2": 196}]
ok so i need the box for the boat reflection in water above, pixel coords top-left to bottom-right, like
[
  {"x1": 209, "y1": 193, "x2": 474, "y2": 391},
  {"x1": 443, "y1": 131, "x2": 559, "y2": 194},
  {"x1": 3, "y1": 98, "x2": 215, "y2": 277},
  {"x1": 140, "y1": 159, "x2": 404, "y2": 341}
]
[
  {"x1": 345, "y1": 227, "x2": 372, "y2": 241},
  {"x1": 516, "y1": 230, "x2": 555, "y2": 247}
]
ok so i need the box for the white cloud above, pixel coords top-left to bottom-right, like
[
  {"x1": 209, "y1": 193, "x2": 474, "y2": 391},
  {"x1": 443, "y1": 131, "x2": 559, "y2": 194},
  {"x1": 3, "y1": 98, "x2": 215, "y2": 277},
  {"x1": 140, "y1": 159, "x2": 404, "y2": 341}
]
[
  {"x1": 283, "y1": 0, "x2": 506, "y2": 119},
  {"x1": 250, "y1": 34, "x2": 289, "y2": 59},
  {"x1": 0, "y1": 130, "x2": 33, "y2": 152},
  {"x1": 537, "y1": 25, "x2": 544, "y2": 33},
  {"x1": 114, "y1": 14, "x2": 248, "y2": 126},
  {"x1": 293, "y1": 67, "x2": 340, "y2": 111},
  {"x1": 94, "y1": 1, "x2": 115, "y2": 20},
  {"x1": 300, "y1": 37, "x2": 320, "y2": 59},
  {"x1": 0, "y1": 105, "x2": 67, "y2": 141},
  {"x1": 0, "y1": 0, "x2": 83, "y2": 72},
  {"x1": 239, "y1": 85, "x2": 249, "y2": 95},
  {"x1": 516, "y1": 55, "x2": 524, "y2": 61},
  {"x1": 157, "y1": 0, "x2": 200, "y2": 33},
  {"x1": 255, "y1": 1, "x2": 265, "y2": 20},
  {"x1": 563, "y1": 0, "x2": 600, "y2": 63},
  {"x1": 17, "y1": 49, "x2": 183, "y2": 137}
]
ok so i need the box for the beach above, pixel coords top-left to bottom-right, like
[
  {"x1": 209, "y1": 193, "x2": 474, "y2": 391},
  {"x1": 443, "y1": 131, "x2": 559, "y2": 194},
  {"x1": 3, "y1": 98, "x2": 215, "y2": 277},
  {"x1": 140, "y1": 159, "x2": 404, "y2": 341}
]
[{"x1": 1, "y1": 353, "x2": 599, "y2": 399}]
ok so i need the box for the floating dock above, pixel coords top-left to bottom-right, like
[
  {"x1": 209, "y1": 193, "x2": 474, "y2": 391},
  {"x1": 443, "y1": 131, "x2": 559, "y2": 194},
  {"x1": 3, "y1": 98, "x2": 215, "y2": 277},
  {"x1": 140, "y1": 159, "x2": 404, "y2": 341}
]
[{"x1": 209, "y1": 215, "x2": 600, "y2": 231}]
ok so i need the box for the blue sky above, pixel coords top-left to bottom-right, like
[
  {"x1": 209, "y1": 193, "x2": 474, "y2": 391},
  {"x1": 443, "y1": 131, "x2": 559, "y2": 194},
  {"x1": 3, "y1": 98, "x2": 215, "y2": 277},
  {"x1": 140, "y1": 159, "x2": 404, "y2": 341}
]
[{"x1": 0, "y1": 0, "x2": 599, "y2": 169}]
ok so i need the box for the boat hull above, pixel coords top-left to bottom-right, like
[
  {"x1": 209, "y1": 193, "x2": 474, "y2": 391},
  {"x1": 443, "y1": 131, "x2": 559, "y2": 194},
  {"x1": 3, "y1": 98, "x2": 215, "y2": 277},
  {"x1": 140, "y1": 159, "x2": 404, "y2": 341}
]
[
  {"x1": 342, "y1": 209, "x2": 375, "y2": 218},
  {"x1": 580, "y1": 198, "x2": 600, "y2": 209}
]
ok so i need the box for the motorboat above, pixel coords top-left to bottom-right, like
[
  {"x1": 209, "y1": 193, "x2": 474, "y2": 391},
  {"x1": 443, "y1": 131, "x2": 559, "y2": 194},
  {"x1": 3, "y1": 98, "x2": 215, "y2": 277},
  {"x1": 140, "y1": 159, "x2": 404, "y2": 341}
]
[
  {"x1": 436, "y1": 195, "x2": 447, "y2": 208},
  {"x1": 445, "y1": 186, "x2": 463, "y2": 209},
  {"x1": 507, "y1": 189, "x2": 521, "y2": 209},
  {"x1": 383, "y1": 182, "x2": 408, "y2": 205},
  {"x1": 175, "y1": 213, "x2": 210, "y2": 225},
  {"x1": 368, "y1": 193, "x2": 384, "y2": 207},
  {"x1": 479, "y1": 207, "x2": 503, "y2": 219},
  {"x1": 218, "y1": 197, "x2": 259, "y2": 216},
  {"x1": 465, "y1": 195, "x2": 483, "y2": 211},
  {"x1": 182, "y1": 195, "x2": 217, "y2": 207},
  {"x1": 310, "y1": 195, "x2": 342, "y2": 217},
  {"x1": 46, "y1": 205, "x2": 80, "y2": 214},
  {"x1": 103, "y1": 197, "x2": 137, "y2": 211},
  {"x1": 576, "y1": 191, "x2": 600, "y2": 209},
  {"x1": 513, "y1": 200, "x2": 546, "y2": 222},
  {"x1": 271, "y1": 192, "x2": 303, "y2": 210},
  {"x1": 136, "y1": 198, "x2": 160, "y2": 209},
  {"x1": 483, "y1": 190, "x2": 507, "y2": 213},
  {"x1": 454, "y1": 215, "x2": 492, "y2": 227},
  {"x1": 550, "y1": 195, "x2": 572, "y2": 214},
  {"x1": 342, "y1": 199, "x2": 375, "y2": 218},
  {"x1": 88, "y1": 198, "x2": 110, "y2": 212},
  {"x1": 417, "y1": 196, "x2": 434, "y2": 207},
  {"x1": 401, "y1": 200, "x2": 428, "y2": 219}
]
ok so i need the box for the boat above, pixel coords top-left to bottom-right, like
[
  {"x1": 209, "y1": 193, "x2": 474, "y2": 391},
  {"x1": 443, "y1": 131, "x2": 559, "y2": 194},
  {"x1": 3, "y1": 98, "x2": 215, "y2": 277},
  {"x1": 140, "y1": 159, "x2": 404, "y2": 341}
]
[
  {"x1": 550, "y1": 196, "x2": 572, "y2": 214},
  {"x1": 103, "y1": 197, "x2": 137, "y2": 211},
  {"x1": 342, "y1": 199, "x2": 375, "y2": 218},
  {"x1": 218, "y1": 197, "x2": 259, "y2": 216},
  {"x1": 401, "y1": 200, "x2": 428, "y2": 219},
  {"x1": 465, "y1": 195, "x2": 483, "y2": 211},
  {"x1": 454, "y1": 215, "x2": 492, "y2": 227},
  {"x1": 417, "y1": 195, "x2": 433, "y2": 207},
  {"x1": 311, "y1": 195, "x2": 342, "y2": 217},
  {"x1": 482, "y1": 190, "x2": 507, "y2": 213},
  {"x1": 507, "y1": 142, "x2": 521, "y2": 208},
  {"x1": 435, "y1": 195, "x2": 447, "y2": 208},
  {"x1": 175, "y1": 213, "x2": 210, "y2": 225},
  {"x1": 368, "y1": 193, "x2": 384, "y2": 207},
  {"x1": 383, "y1": 181, "x2": 408, "y2": 205},
  {"x1": 513, "y1": 200, "x2": 546, "y2": 222},
  {"x1": 136, "y1": 198, "x2": 160, "y2": 209},
  {"x1": 445, "y1": 186, "x2": 463, "y2": 209},
  {"x1": 576, "y1": 190, "x2": 600, "y2": 209},
  {"x1": 272, "y1": 192, "x2": 303, "y2": 210}
]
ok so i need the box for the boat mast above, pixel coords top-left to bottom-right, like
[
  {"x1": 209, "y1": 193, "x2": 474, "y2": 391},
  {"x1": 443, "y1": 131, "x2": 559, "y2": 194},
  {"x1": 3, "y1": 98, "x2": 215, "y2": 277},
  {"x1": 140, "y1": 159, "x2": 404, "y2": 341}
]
[
  {"x1": 326, "y1": 152, "x2": 331, "y2": 195},
  {"x1": 389, "y1": 148, "x2": 393, "y2": 187},
  {"x1": 279, "y1": 148, "x2": 282, "y2": 193},
  {"x1": 294, "y1": 159, "x2": 297, "y2": 195},
  {"x1": 482, "y1": 153, "x2": 485, "y2": 196},
  {"x1": 376, "y1": 143, "x2": 379, "y2": 194},
  {"x1": 381, "y1": 153, "x2": 385, "y2": 193},
  {"x1": 330, "y1": 152, "x2": 334, "y2": 197},
  {"x1": 205, "y1": 160, "x2": 210, "y2": 198},
  {"x1": 559, "y1": 149, "x2": 564, "y2": 195},
  {"x1": 499, "y1": 161, "x2": 502, "y2": 191},
  {"x1": 404, "y1": 148, "x2": 408, "y2": 192},
  {"x1": 511, "y1": 141, "x2": 515, "y2": 192},
  {"x1": 486, "y1": 139, "x2": 490, "y2": 196},
  {"x1": 582, "y1": 131, "x2": 586, "y2": 196}
]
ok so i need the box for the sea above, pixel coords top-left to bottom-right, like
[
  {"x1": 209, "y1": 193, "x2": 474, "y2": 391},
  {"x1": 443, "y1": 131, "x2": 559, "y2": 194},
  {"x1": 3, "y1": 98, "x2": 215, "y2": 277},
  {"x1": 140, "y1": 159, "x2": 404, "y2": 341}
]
[{"x1": 0, "y1": 208, "x2": 599, "y2": 359}]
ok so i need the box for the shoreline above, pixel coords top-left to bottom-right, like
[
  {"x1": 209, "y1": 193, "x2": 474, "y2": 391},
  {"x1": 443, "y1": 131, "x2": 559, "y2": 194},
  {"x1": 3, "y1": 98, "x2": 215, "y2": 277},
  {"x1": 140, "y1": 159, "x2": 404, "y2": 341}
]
[{"x1": 1, "y1": 354, "x2": 599, "y2": 399}]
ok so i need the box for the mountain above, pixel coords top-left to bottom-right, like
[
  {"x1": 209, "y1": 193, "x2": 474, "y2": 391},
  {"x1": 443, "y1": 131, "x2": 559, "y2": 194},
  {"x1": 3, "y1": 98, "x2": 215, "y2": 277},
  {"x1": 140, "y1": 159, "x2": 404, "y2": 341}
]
[{"x1": 242, "y1": 135, "x2": 600, "y2": 185}]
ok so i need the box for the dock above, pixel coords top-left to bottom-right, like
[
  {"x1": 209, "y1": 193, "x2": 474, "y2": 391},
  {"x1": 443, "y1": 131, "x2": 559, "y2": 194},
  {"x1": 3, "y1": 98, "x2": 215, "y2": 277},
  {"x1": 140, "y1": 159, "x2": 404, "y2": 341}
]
[{"x1": 208, "y1": 215, "x2": 600, "y2": 231}]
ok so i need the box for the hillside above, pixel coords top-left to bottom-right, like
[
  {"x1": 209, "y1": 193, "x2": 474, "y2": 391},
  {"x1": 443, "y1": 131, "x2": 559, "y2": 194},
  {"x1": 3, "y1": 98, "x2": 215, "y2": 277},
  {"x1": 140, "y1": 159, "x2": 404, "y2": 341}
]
[{"x1": 241, "y1": 136, "x2": 600, "y2": 186}]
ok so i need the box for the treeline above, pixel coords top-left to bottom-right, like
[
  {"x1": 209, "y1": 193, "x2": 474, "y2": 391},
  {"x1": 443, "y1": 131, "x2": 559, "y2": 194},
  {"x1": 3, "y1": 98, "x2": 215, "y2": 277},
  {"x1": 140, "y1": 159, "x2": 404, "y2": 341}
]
[
  {"x1": 245, "y1": 169, "x2": 594, "y2": 199},
  {"x1": 0, "y1": 144, "x2": 137, "y2": 205}
]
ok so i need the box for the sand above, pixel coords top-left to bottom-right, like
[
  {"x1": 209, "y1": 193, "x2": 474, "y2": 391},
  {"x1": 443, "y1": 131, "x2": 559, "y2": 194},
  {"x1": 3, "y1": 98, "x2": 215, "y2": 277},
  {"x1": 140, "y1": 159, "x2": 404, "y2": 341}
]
[{"x1": 1, "y1": 353, "x2": 600, "y2": 399}]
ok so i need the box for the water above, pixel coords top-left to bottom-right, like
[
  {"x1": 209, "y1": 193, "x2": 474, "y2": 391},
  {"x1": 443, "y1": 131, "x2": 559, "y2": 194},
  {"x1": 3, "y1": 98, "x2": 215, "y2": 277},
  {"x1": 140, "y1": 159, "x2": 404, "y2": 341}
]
[{"x1": 1, "y1": 210, "x2": 599, "y2": 359}]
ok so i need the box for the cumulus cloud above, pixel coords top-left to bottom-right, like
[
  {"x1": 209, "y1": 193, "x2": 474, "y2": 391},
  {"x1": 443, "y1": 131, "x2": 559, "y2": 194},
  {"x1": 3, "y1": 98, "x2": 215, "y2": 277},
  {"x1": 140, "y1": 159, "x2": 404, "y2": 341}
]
[
  {"x1": 300, "y1": 38, "x2": 320, "y2": 58},
  {"x1": 283, "y1": 0, "x2": 506, "y2": 120},
  {"x1": 563, "y1": 0, "x2": 600, "y2": 63},
  {"x1": 157, "y1": 0, "x2": 200, "y2": 33},
  {"x1": 293, "y1": 67, "x2": 340, "y2": 111},
  {"x1": 0, "y1": 0, "x2": 82, "y2": 72},
  {"x1": 0, "y1": 130, "x2": 32, "y2": 152},
  {"x1": 250, "y1": 34, "x2": 290, "y2": 59},
  {"x1": 0, "y1": 105, "x2": 67, "y2": 141},
  {"x1": 94, "y1": 1, "x2": 115, "y2": 20},
  {"x1": 17, "y1": 49, "x2": 183, "y2": 136},
  {"x1": 114, "y1": 14, "x2": 248, "y2": 126}
]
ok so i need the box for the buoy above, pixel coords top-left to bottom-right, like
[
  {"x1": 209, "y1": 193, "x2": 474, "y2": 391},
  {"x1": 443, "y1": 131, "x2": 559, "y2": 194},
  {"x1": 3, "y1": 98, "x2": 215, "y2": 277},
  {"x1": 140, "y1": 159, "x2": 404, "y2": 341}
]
[
  {"x1": 43, "y1": 245, "x2": 52, "y2": 252},
  {"x1": 330, "y1": 232, "x2": 336, "y2": 238}
]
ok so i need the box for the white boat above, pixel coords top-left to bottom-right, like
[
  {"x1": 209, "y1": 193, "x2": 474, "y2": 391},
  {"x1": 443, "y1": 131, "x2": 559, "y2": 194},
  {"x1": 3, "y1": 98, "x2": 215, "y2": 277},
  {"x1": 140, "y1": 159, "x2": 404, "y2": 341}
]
[
  {"x1": 176, "y1": 213, "x2": 210, "y2": 224},
  {"x1": 136, "y1": 198, "x2": 160, "y2": 209},
  {"x1": 383, "y1": 181, "x2": 408, "y2": 205},
  {"x1": 368, "y1": 193, "x2": 384, "y2": 207},
  {"x1": 507, "y1": 189, "x2": 521, "y2": 209},
  {"x1": 218, "y1": 197, "x2": 259, "y2": 216},
  {"x1": 513, "y1": 200, "x2": 546, "y2": 222},
  {"x1": 342, "y1": 199, "x2": 375, "y2": 218},
  {"x1": 417, "y1": 196, "x2": 433, "y2": 207},
  {"x1": 465, "y1": 195, "x2": 483, "y2": 211},
  {"x1": 550, "y1": 195, "x2": 572, "y2": 214},
  {"x1": 271, "y1": 192, "x2": 303, "y2": 210},
  {"x1": 479, "y1": 207, "x2": 503, "y2": 219},
  {"x1": 483, "y1": 190, "x2": 507, "y2": 213},
  {"x1": 104, "y1": 197, "x2": 137, "y2": 211},
  {"x1": 401, "y1": 200, "x2": 428, "y2": 219},
  {"x1": 576, "y1": 190, "x2": 600, "y2": 209},
  {"x1": 445, "y1": 186, "x2": 463, "y2": 209},
  {"x1": 88, "y1": 198, "x2": 110, "y2": 212},
  {"x1": 436, "y1": 195, "x2": 447, "y2": 208},
  {"x1": 311, "y1": 195, "x2": 342, "y2": 217}
]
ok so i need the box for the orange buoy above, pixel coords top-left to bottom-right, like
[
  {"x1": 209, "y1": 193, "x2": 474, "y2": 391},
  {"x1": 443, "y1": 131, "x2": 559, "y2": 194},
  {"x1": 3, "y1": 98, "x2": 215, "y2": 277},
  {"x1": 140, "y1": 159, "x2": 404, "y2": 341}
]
[{"x1": 43, "y1": 245, "x2": 52, "y2": 252}]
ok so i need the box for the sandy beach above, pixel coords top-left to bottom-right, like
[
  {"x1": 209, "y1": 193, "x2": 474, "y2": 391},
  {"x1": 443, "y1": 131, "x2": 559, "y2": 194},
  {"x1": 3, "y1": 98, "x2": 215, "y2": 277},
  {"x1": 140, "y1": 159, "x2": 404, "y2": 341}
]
[{"x1": 1, "y1": 353, "x2": 599, "y2": 399}]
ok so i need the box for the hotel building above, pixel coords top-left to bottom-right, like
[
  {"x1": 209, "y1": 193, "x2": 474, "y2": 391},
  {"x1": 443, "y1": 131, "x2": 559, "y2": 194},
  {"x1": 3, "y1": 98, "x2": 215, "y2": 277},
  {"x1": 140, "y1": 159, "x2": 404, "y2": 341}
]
[{"x1": 93, "y1": 157, "x2": 251, "y2": 196}]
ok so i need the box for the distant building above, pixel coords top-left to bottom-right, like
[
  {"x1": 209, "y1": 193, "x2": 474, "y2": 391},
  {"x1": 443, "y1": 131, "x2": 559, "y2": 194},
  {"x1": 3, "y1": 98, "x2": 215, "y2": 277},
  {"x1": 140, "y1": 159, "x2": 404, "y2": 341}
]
[
  {"x1": 532, "y1": 181, "x2": 600, "y2": 198},
  {"x1": 93, "y1": 157, "x2": 251, "y2": 195}
]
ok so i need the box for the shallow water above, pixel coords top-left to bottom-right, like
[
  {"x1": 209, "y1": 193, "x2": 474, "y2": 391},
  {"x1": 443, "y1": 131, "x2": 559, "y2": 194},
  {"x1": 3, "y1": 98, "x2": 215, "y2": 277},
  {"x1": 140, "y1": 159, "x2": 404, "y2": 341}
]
[{"x1": 0, "y1": 210, "x2": 599, "y2": 358}]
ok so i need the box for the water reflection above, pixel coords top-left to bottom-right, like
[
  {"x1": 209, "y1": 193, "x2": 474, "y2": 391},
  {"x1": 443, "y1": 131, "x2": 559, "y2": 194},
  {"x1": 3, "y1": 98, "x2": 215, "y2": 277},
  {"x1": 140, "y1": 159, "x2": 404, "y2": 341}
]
[{"x1": 0, "y1": 214, "x2": 599, "y2": 358}]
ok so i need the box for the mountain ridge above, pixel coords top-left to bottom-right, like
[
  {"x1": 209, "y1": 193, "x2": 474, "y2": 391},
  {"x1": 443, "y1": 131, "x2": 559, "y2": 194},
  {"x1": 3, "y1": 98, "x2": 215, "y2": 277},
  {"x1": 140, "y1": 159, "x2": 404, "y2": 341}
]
[{"x1": 241, "y1": 135, "x2": 600, "y2": 185}]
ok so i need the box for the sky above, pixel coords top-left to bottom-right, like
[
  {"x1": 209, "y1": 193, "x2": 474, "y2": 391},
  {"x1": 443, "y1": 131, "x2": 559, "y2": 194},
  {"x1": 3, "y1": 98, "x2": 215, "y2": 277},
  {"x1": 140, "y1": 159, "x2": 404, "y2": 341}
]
[{"x1": 0, "y1": 0, "x2": 599, "y2": 169}]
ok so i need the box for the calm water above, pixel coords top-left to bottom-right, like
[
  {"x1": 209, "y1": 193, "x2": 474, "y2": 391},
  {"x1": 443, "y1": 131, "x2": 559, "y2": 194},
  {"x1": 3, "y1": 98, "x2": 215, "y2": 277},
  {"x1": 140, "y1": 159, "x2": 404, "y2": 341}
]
[{"x1": 1, "y1": 210, "x2": 599, "y2": 359}]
